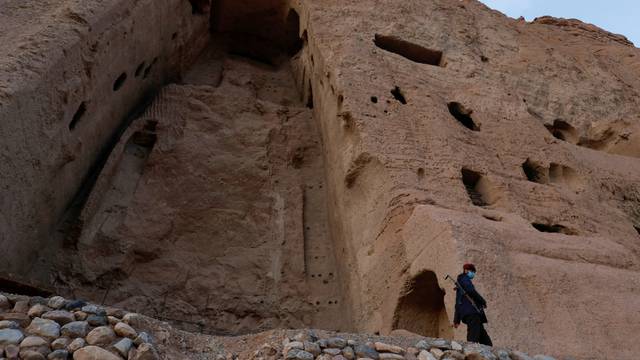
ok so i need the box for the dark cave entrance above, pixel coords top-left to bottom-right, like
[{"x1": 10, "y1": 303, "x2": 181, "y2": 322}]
[{"x1": 392, "y1": 270, "x2": 453, "y2": 338}]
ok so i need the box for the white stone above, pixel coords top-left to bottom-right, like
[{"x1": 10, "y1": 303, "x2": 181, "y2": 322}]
[
  {"x1": 418, "y1": 350, "x2": 437, "y2": 360},
  {"x1": 46, "y1": 297, "x2": 66, "y2": 310},
  {"x1": 430, "y1": 348, "x2": 444, "y2": 358}
]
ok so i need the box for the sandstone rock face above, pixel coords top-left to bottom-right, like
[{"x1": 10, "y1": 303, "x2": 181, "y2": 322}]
[
  {"x1": 54, "y1": 30, "x2": 345, "y2": 334},
  {"x1": 2, "y1": 0, "x2": 640, "y2": 359},
  {"x1": 0, "y1": 0, "x2": 210, "y2": 286}
]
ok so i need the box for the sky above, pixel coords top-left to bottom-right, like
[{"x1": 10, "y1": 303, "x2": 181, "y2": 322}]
[{"x1": 479, "y1": 0, "x2": 639, "y2": 46}]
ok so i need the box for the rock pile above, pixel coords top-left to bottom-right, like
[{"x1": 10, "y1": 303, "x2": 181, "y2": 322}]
[
  {"x1": 0, "y1": 293, "x2": 158, "y2": 360},
  {"x1": 263, "y1": 332, "x2": 556, "y2": 360}
]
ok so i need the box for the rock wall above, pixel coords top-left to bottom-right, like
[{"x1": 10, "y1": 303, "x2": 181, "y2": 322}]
[
  {"x1": 296, "y1": 1, "x2": 640, "y2": 359},
  {"x1": 0, "y1": 0, "x2": 209, "y2": 284}
]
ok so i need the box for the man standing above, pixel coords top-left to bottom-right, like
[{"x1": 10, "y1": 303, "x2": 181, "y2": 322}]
[{"x1": 453, "y1": 263, "x2": 493, "y2": 346}]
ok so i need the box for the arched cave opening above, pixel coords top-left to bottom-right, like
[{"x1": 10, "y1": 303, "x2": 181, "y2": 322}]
[
  {"x1": 392, "y1": 270, "x2": 453, "y2": 339},
  {"x1": 461, "y1": 168, "x2": 495, "y2": 207}
]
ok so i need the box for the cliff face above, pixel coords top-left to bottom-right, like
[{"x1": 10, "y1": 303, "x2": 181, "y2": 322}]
[{"x1": 1, "y1": 0, "x2": 640, "y2": 359}]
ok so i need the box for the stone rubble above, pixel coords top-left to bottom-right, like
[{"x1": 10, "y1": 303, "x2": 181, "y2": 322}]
[
  {"x1": 272, "y1": 332, "x2": 557, "y2": 360},
  {"x1": 0, "y1": 294, "x2": 560, "y2": 360},
  {"x1": 0, "y1": 293, "x2": 158, "y2": 360}
]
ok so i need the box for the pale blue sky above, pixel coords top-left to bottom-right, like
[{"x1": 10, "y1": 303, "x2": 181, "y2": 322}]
[{"x1": 480, "y1": 0, "x2": 639, "y2": 46}]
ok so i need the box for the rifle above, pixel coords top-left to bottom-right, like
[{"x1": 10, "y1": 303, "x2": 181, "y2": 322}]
[{"x1": 444, "y1": 274, "x2": 486, "y2": 316}]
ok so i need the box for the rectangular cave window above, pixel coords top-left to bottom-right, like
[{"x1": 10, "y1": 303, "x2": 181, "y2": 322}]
[
  {"x1": 522, "y1": 158, "x2": 549, "y2": 184},
  {"x1": 374, "y1": 34, "x2": 443, "y2": 66},
  {"x1": 461, "y1": 168, "x2": 488, "y2": 206}
]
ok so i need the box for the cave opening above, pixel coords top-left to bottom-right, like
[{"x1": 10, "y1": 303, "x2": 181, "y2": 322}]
[
  {"x1": 522, "y1": 158, "x2": 548, "y2": 184},
  {"x1": 374, "y1": 34, "x2": 443, "y2": 66},
  {"x1": 391, "y1": 86, "x2": 407, "y2": 104},
  {"x1": 448, "y1": 102, "x2": 479, "y2": 131},
  {"x1": 545, "y1": 119, "x2": 578, "y2": 143},
  {"x1": 532, "y1": 223, "x2": 577, "y2": 235},
  {"x1": 210, "y1": 1, "x2": 304, "y2": 66},
  {"x1": 392, "y1": 270, "x2": 452, "y2": 338},
  {"x1": 285, "y1": 9, "x2": 304, "y2": 56},
  {"x1": 113, "y1": 73, "x2": 128, "y2": 91},
  {"x1": 189, "y1": 0, "x2": 210, "y2": 15},
  {"x1": 462, "y1": 168, "x2": 488, "y2": 206}
]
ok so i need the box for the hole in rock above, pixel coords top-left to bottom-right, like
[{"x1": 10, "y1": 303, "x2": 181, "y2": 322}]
[
  {"x1": 285, "y1": 9, "x2": 303, "y2": 56},
  {"x1": 371, "y1": 96, "x2": 378, "y2": 104},
  {"x1": 480, "y1": 55, "x2": 489, "y2": 62},
  {"x1": 113, "y1": 73, "x2": 127, "y2": 91},
  {"x1": 448, "y1": 102, "x2": 479, "y2": 131},
  {"x1": 306, "y1": 83, "x2": 314, "y2": 109},
  {"x1": 144, "y1": 119, "x2": 158, "y2": 132},
  {"x1": 143, "y1": 65, "x2": 152, "y2": 79},
  {"x1": 131, "y1": 130, "x2": 157, "y2": 148},
  {"x1": 189, "y1": 0, "x2": 210, "y2": 14},
  {"x1": 143, "y1": 58, "x2": 157, "y2": 79},
  {"x1": 374, "y1": 34, "x2": 443, "y2": 66},
  {"x1": 461, "y1": 168, "x2": 494, "y2": 207},
  {"x1": 135, "y1": 62, "x2": 146, "y2": 77},
  {"x1": 392, "y1": 270, "x2": 452, "y2": 338},
  {"x1": 522, "y1": 158, "x2": 548, "y2": 184},
  {"x1": 634, "y1": 226, "x2": 640, "y2": 235},
  {"x1": 172, "y1": 32, "x2": 178, "y2": 40},
  {"x1": 391, "y1": 86, "x2": 407, "y2": 104},
  {"x1": 417, "y1": 168, "x2": 425, "y2": 178},
  {"x1": 0, "y1": 277, "x2": 52, "y2": 297},
  {"x1": 531, "y1": 223, "x2": 577, "y2": 235},
  {"x1": 545, "y1": 120, "x2": 578, "y2": 143},
  {"x1": 532, "y1": 223, "x2": 577, "y2": 235},
  {"x1": 69, "y1": 102, "x2": 87, "y2": 130}
]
